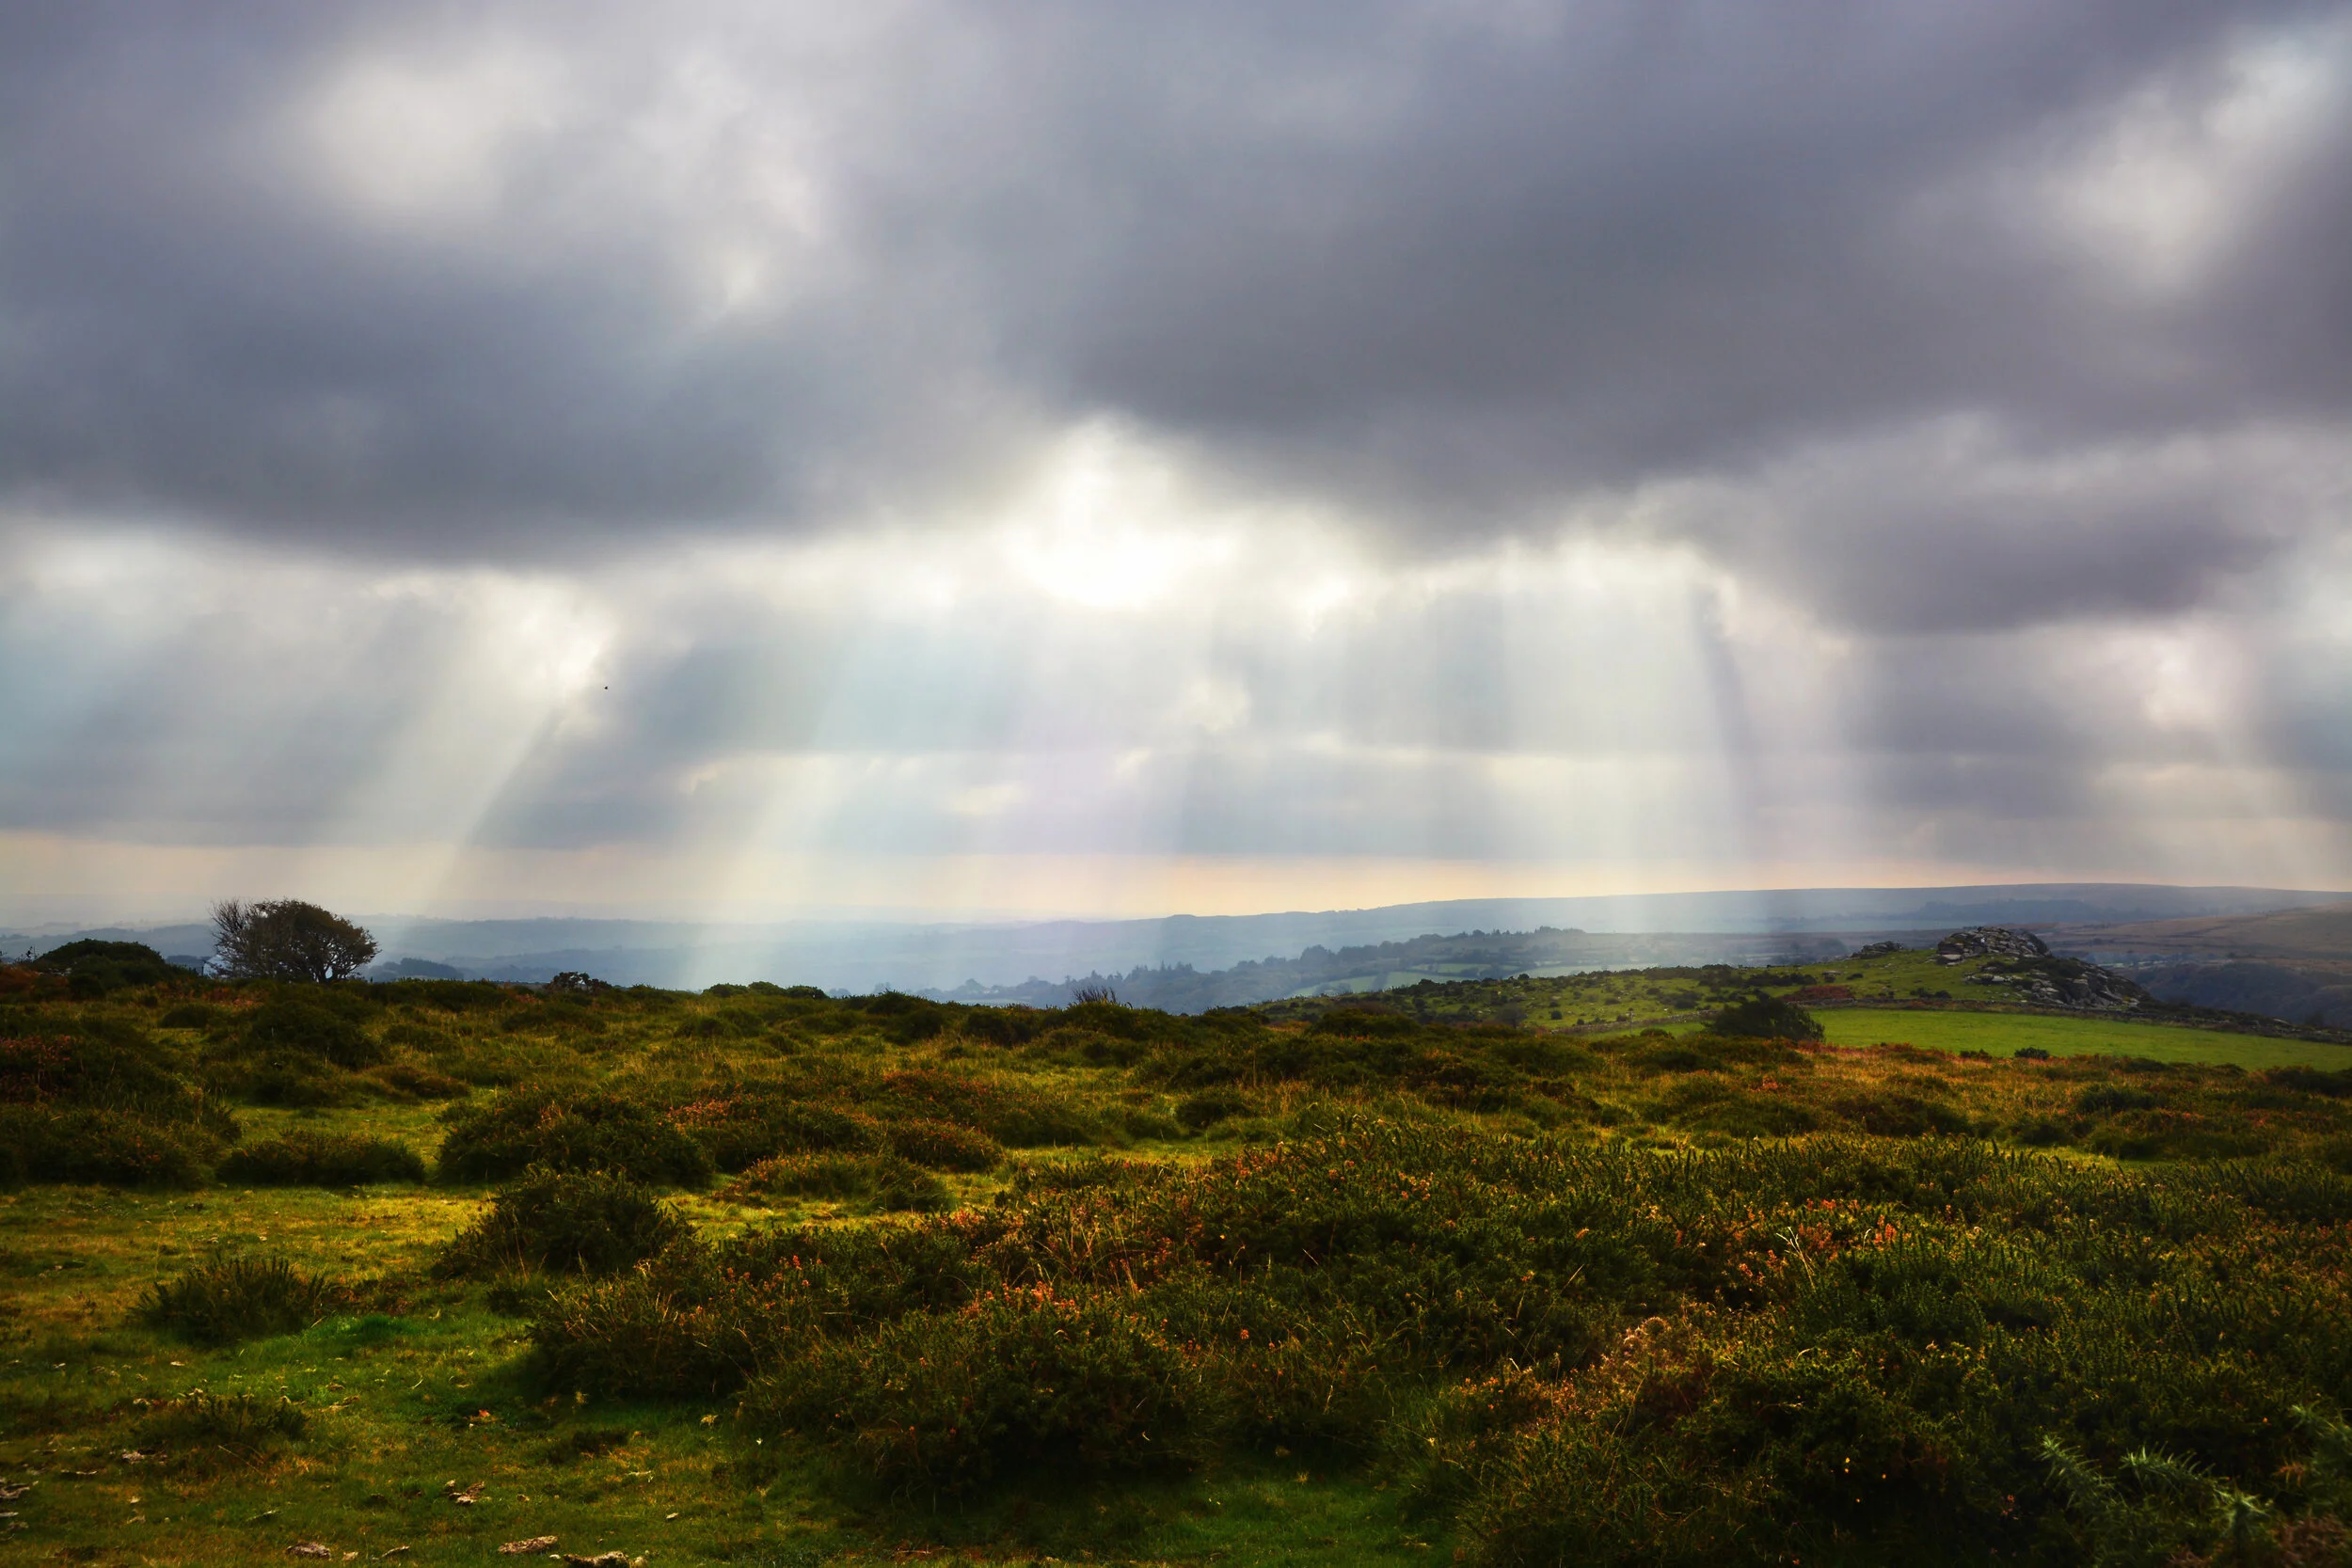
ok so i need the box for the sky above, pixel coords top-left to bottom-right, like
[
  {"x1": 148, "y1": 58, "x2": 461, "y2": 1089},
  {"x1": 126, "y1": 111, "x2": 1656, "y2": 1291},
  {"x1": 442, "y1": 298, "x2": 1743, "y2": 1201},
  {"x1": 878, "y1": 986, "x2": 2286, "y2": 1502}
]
[{"x1": 3, "y1": 1, "x2": 2349, "y2": 926}]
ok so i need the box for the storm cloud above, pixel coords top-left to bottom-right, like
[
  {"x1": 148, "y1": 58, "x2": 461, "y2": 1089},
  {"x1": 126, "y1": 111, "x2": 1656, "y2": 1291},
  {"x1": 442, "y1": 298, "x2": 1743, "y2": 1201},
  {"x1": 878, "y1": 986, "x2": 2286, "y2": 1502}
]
[{"x1": 2, "y1": 2, "x2": 2348, "y2": 917}]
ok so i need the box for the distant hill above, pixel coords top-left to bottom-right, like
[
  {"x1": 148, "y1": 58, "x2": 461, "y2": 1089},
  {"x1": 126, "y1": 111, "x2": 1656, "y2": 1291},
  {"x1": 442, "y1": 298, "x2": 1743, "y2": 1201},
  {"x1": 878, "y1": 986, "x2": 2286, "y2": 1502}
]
[
  {"x1": 2052, "y1": 903, "x2": 2352, "y2": 962},
  {"x1": 2050, "y1": 903, "x2": 2352, "y2": 1029},
  {"x1": 923, "y1": 927, "x2": 1873, "y2": 1012},
  {"x1": 6, "y1": 882, "x2": 2343, "y2": 999}
]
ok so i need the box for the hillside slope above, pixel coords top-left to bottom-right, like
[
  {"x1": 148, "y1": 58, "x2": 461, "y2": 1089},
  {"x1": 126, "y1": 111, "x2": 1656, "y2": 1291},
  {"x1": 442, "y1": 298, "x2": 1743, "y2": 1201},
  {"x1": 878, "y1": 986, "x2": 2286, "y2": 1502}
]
[{"x1": 2053, "y1": 903, "x2": 2352, "y2": 1028}]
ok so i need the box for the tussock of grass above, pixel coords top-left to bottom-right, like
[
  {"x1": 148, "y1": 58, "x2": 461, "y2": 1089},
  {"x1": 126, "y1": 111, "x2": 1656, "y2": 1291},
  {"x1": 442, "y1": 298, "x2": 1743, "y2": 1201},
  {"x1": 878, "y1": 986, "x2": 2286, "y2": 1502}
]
[
  {"x1": 136, "y1": 1256, "x2": 335, "y2": 1345},
  {"x1": 130, "y1": 1391, "x2": 309, "y2": 1465}
]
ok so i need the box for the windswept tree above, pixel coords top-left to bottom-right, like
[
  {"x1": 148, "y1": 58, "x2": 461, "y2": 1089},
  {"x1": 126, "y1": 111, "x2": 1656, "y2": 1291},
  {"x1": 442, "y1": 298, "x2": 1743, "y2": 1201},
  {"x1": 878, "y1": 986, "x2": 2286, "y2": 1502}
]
[{"x1": 210, "y1": 898, "x2": 379, "y2": 983}]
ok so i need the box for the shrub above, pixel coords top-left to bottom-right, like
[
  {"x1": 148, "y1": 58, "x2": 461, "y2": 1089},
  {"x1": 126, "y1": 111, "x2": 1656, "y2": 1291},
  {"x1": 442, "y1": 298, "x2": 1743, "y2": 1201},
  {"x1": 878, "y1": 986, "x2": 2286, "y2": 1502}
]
[
  {"x1": 1627, "y1": 1041, "x2": 1725, "y2": 1075},
  {"x1": 1705, "y1": 994, "x2": 1825, "y2": 1041},
  {"x1": 8, "y1": 1106, "x2": 215, "y2": 1187},
  {"x1": 2082, "y1": 1113, "x2": 2271, "y2": 1163},
  {"x1": 1829, "y1": 1092, "x2": 1969, "y2": 1138},
  {"x1": 129, "y1": 1392, "x2": 308, "y2": 1465},
  {"x1": 0, "y1": 1018, "x2": 205, "y2": 1118},
  {"x1": 31, "y1": 939, "x2": 181, "y2": 993},
  {"x1": 437, "y1": 1168, "x2": 688, "y2": 1277},
  {"x1": 240, "y1": 996, "x2": 381, "y2": 1068},
  {"x1": 961, "y1": 1007, "x2": 1042, "y2": 1046},
  {"x1": 863, "y1": 991, "x2": 949, "y2": 1043},
  {"x1": 437, "y1": 1090, "x2": 715, "y2": 1188},
  {"x1": 158, "y1": 1002, "x2": 223, "y2": 1029},
  {"x1": 2265, "y1": 1066, "x2": 2352, "y2": 1099},
  {"x1": 136, "y1": 1257, "x2": 334, "y2": 1345},
  {"x1": 885, "y1": 1118, "x2": 1001, "y2": 1172},
  {"x1": 362, "y1": 1061, "x2": 470, "y2": 1101},
  {"x1": 2074, "y1": 1084, "x2": 2161, "y2": 1115},
  {"x1": 205, "y1": 1049, "x2": 359, "y2": 1107},
  {"x1": 672, "y1": 1096, "x2": 883, "y2": 1172},
  {"x1": 1677, "y1": 1093, "x2": 1821, "y2": 1138},
  {"x1": 876, "y1": 1070, "x2": 1094, "y2": 1148},
  {"x1": 746, "y1": 1286, "x2": 1201, "y2": 1495},
  {"x1": 390, "y1": 978, "x2": 513, "y2": 1013},
  {"x1": 725, "y1": 1152, "x2": 951, "y2": 1213},
  {"x1": 217, "y1": 1132, "x2": 425, "y2": 1186},
  {"x1": 1176, "y1": 1089, "x2": 1251, "y2": 1130}
]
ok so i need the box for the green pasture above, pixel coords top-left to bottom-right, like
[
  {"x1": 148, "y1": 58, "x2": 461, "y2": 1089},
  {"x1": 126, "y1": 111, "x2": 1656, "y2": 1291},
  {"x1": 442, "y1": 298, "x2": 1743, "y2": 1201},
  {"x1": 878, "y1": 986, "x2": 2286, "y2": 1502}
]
[{"x1": 1820, "y1": 1005, "x2": 2352, "y2": 1069}]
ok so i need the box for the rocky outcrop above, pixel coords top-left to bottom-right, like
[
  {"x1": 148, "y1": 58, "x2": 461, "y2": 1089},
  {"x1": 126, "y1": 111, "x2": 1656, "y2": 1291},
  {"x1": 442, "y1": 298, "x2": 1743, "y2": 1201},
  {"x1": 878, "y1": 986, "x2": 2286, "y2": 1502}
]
[
  {"x1": 1851, "y1": 940, "x2": 1908, "y2": 958},
  {"x1": 1963, "y1": 956, "x2": 2149, "y2": 1012},
  {"x1": 1937, "y1": 927, "x2": 2051, "y2": 964},
  {"x1": 1932, "y1": 925, "x2": 2146, "y2": 1011}
]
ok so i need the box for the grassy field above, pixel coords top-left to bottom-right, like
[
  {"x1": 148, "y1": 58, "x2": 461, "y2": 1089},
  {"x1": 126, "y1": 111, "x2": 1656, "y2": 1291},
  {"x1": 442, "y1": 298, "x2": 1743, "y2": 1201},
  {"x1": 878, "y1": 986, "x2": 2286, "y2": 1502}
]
[
  {"x1": 1820, "y1": 1006, "x2": 2352, "y2": 1069},
  {"x1": 9, "y1": 960, "x2": 2352, "y2": 1566}
]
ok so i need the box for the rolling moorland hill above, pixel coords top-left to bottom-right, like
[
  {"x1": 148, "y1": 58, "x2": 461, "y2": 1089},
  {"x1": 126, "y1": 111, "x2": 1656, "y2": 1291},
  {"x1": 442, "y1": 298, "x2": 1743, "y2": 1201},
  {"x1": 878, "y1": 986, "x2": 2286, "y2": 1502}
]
[
  {"x1": 9, "y1": 935, "x2": 2352, "y2": 1564},
  {"x1": 2053, "y1": 902, "x2": 2352, "y2": 1030},
  {"x1": 926, "y1": 926, "x2": 1865, "y2": 1011},
  {"x1": 8, "y1": 882, "x2": 2342, "y2": 995}
]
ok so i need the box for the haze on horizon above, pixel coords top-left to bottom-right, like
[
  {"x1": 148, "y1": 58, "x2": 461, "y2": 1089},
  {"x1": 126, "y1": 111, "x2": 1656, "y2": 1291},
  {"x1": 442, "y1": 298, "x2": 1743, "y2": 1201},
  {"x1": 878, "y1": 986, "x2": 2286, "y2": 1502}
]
[{"x1": 4, "y1": 2, "x2": 2350, "y2": 927}]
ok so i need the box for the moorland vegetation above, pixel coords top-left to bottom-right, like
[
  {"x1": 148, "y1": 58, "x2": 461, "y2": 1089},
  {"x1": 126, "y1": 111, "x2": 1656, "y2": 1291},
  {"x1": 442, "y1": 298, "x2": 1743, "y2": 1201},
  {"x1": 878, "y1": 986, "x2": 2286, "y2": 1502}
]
[{"x1": 8, "y1": 929, "x2": 2352, "y2": 1564}]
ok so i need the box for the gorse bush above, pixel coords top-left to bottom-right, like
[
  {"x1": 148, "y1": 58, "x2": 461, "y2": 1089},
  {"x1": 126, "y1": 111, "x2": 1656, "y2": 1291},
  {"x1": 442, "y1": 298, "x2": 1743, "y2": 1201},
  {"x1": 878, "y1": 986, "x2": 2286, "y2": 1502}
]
[
  {"x1": 527, "y1": 1121, "x2": 2352, "y2": 1554},
  {"x1": 1175, "y1": 1088, "x2": 1250, "y2": 1129},
  {"x1": 217, "y1": 1131, "x2": 425, "y2": 1186},
  {"x1": 437, "y1": 1089, "x2": 715, "y2": 1188},
  {"x1": 361, "y1": 1060, "x2": 470, "y2": 1101},
  {"x1": 0, "y1": 1018, "x2": 231, "y2": 1186},
  {"x1": 0, "y1": 1018, "x2": 206, "y2": 1117},
  {"x1": 660, "y1": 1070, "x2": 1084, "y2": 1173},
  {"x1": 872, "y1": 1069, "x2": 1095, "y2": 1147},
  {"x1": 0, "y1": 1104, "x2": 218, "y2": 1188},
  {"x1": 723, "y1": 1151, "x2": 951, "y2": 1213},
  {"x1": 1705, "y1": 992, "x2": 1825, "y2": 1041},
  {"x1": 31, "y1": 938, "x2": 183, "y2": 993},
  {"x1": 883, "y1": 1117, "x2": 1001, "y2": 1171},
  {"x1": 240, "y1": 994, "x2": 381, "y2": 1068},
  {"x1": 204, "y1": 1048, "x2": 359, "y2": 1107},
  {"x1": 136, "y1": 1257, "x2": 334, "y2": 1345},
  {"x1": 20, "y1": 939, "x2": 2352, "y2": 1558},
  {"x1": 437, "y1": 1168, "x2": 687, "y2": 1277},
  {"x1": 749, "y1": 1284, "x2": 1202, "y2": 1494},
  {"x1": 670, "y1": 1094, "x2": 884, "y2": 1172}
]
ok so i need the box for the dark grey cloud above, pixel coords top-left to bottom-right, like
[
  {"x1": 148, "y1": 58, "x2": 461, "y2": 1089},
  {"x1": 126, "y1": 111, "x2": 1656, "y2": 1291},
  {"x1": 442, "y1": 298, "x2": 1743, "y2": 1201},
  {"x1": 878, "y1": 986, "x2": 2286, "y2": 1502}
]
[{"x1": 1, "y1": 1, "x2": 2344, "y2": 636}]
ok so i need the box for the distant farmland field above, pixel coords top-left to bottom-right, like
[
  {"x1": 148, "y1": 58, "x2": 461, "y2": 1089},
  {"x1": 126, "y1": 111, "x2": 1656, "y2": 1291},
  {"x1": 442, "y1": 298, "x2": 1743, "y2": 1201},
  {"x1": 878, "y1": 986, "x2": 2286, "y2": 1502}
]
[{"x1": 1820, "y1": 1005, "x2": 2352, "y2": 1069}]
